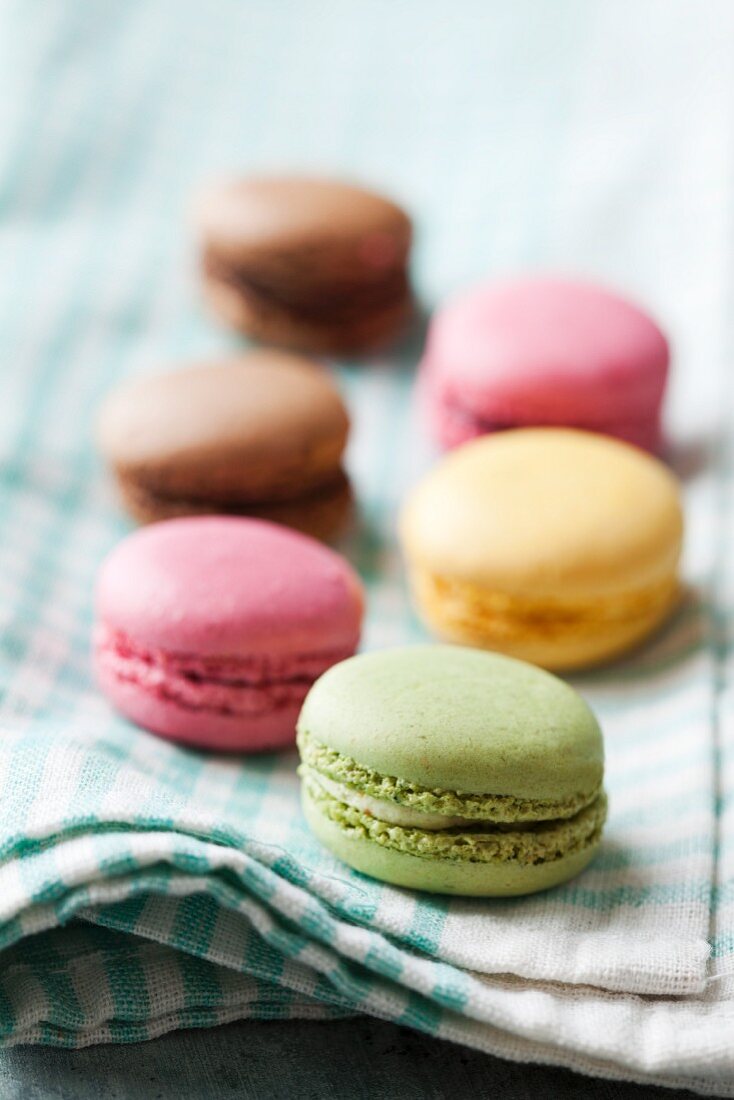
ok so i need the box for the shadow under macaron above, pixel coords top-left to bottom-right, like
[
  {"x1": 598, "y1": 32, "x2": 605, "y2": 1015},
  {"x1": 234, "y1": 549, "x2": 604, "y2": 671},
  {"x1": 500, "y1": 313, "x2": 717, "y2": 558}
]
[
  {"x1": 665, "y1": 432, "x2": 719, "y2": 482},
  {"x1": 568, "y1": 584, "x2": 706, "y2": 688}
]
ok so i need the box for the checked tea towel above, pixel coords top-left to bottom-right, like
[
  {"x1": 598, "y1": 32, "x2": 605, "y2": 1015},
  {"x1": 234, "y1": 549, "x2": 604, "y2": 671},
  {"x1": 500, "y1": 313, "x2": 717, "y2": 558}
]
[{"x1": 0, "y1": 0, "x2": 733, "y2": 1094}]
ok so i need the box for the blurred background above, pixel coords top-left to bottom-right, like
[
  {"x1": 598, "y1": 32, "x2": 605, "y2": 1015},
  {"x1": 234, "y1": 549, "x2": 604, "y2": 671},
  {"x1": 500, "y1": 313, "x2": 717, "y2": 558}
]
[{"x1": 1, "y1": 0, "x2": 730, "y2": 452}]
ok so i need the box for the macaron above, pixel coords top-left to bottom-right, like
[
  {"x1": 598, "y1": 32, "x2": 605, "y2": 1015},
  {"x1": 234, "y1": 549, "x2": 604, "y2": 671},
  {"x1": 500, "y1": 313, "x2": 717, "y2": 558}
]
[
  {"x1": 297, "y1": 645, "x2": 606, "y2": 896},
  {"x1": 96, "y1": 351, "x2": 352, "y2": 541},
  {"x1": 400, "y1": 429, "x2": 684, "y2": 671},
  {"x1": 421, "y1": 277, "x2": 670, "y2": 452},
  {"x1": 194, "y1": 175, "x2": 413, "y2": 355},
  {"x1": 94, "y1": 517, "x2": 364, "y2": 751}
]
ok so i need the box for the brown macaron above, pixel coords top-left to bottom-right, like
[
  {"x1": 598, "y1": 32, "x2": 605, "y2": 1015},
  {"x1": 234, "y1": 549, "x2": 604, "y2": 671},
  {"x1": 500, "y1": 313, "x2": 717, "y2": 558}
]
[
  {"x1": 96, "y1": 351, "x2": 353, "y2": 542},
  {"x1": 194, "y1": 175, "x2": 413, "y2": 355}
]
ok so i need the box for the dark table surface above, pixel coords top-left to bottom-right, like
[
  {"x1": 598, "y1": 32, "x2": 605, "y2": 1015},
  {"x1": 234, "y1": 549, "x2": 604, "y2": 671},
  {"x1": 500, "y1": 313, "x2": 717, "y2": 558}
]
[{"x1": 0, "y1": 1018, "x2": 699, "y2": 1099}]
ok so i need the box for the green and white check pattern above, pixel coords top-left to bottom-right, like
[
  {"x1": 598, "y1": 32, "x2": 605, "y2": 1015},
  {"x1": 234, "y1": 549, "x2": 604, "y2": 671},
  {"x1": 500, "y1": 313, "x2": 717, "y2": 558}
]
[{"x1": 1, "y1": 0, "x2": 734, "y2": 1093}]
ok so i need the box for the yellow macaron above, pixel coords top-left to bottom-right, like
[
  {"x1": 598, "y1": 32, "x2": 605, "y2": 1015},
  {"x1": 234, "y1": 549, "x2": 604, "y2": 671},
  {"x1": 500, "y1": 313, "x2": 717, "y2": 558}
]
[{"x1": 399, "y1": 429, "x2": 684, "y2": 670}]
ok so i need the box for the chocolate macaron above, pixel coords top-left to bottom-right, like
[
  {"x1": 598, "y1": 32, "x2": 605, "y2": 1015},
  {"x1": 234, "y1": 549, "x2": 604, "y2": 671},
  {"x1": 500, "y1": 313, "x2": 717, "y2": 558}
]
[
  {"x1": 96, "y1": 351, "x2": 352, "y2": 541},
  {"x1": 194, "y1": 175, "x2": 413, "y2": 355}
]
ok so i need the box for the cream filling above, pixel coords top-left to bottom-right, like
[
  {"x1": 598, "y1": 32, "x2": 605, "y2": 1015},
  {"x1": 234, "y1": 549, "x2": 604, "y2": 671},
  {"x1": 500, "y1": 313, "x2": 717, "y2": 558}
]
[{"x1": 310, "y1": 771, "x2": 477, "y2": 830}]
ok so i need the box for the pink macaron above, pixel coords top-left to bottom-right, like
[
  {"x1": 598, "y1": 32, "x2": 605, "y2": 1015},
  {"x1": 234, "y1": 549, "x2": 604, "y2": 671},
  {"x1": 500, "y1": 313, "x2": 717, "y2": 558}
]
[
  {"x1": 421, "y1": 277, "x2": 670, "y2": 453},
  {"x1": 94, "y1": 516, "x2": 364, "y2": 752}
]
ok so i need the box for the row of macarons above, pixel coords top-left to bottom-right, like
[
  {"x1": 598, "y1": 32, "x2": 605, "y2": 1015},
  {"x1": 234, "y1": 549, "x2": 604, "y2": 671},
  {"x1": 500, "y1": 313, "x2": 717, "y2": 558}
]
[
  {"x1": 94, "y1": 423, "x2": 679, "y2": 897},
  {"x1": 98, "y1": 174, "x2": 677, "y2": 598},
  {"x1": 94, "y1": 516, "x2": 607, "y2": 898},
  {"x1": 89, "y1": 174, "x2": 682, "y2": 895},
  {"x1": 100, "y1": 172, "x2": 676, "y2": 547},
  {"x1": 97, "y1": 372, "x2": 683, "y2": 676},
  {"x1": 194, "y1": 175, "x2": 669, "y2": 451},
  {"x1": 94, "y1": 415, "x2": 683, "y2": 750}
]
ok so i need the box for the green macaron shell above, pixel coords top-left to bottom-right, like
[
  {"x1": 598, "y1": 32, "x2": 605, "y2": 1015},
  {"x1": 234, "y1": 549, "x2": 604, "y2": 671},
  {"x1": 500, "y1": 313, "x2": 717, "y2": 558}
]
[
  {"x1": 297, "y1": 645, "x2": 603, "y2": 803},
  {"x1": 302, "y1": 786, "x2": 603, "y2": 897}
]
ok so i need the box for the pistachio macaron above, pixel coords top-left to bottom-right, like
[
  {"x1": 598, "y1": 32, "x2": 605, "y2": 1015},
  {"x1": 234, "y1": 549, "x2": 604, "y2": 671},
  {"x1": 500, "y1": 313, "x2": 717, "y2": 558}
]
[
  {"x1": 96, "y1": 351, "x2": 351, "y2": 542},
  {"x1": 400, "y1": 429, "x2": 684, "y2": 670},
  {"x1": 297, "y1": 645, "x2": 606, "y2": 896}
]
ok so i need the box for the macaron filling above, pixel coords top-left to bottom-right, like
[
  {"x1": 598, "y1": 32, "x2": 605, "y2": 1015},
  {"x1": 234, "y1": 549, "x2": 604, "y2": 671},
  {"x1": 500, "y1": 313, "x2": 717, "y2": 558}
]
[
  {"x1": 301, "y1": 769, "x2": 607, "y2": 866},
  {"x1": 413, "y1": 568, "x2": 680, "y2": 640},
  {"x1": 308, "y1": 771, "x2": 474, "y2": 830},
  {"x1": 436, "y1": 388, "x2": 662, "y2": 451},
  {"x1": 96, "y1": 627, "x2": 354, "y2": 718},
  {"x1": 297, "y1": 730, "x2": 603, "y2": 824},
  {"x1": 119, "y1": 468, "x2": 351, "y2": 527},
  {"x1": 203, "y1": 250, "x2": 410, "y2": 326}
]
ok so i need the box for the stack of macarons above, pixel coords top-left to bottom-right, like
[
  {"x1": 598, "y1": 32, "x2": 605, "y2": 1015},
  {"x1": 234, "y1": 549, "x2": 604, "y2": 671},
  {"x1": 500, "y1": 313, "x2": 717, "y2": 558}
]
[{"x1": 91, "y1": 172, "x2": 687, "y2": 897}]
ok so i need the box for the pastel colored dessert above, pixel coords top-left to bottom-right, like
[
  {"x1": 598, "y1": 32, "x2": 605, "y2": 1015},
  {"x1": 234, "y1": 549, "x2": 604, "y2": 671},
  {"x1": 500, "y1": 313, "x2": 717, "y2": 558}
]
[
  {"x1": 421, "y1": 277, "x2": 670, "y2": 452},
  {"x1": 94, "y1": 517, "x2": 363, "y2": 751},
  {"x1": 96, "y1": 351, "x2": 352, "y2": 541},
  {"x1": 194, "y1": 175, "x2": 413, "y2": 354},
  {"x1": 400, "y1": 429, "x2": 684, "y2": 671},
  {"x1": 298, "y1": 645, "x2": 606, "y2": 896}
]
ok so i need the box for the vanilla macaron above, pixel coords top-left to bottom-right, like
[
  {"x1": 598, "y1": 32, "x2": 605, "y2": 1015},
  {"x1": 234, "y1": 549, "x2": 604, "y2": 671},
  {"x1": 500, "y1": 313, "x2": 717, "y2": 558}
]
[{"x1": 399, "y1": 430, "x2": 684, "y2": 670}]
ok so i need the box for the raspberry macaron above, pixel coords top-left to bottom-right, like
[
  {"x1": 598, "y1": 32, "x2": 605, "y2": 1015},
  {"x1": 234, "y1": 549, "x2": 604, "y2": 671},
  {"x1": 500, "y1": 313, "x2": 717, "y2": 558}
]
[
  {"x1": 94, "y1": 517, "x2": 364, "y2": 751},
  {"x1": 421, "y1": 277, "x2": 670, "y2": 453}
]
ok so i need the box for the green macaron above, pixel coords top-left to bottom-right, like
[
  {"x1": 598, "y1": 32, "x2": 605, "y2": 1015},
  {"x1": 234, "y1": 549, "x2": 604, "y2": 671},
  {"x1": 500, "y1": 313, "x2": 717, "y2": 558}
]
[{"x1": 297, "y1": 645, "x2": 606, "y2": 896}]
